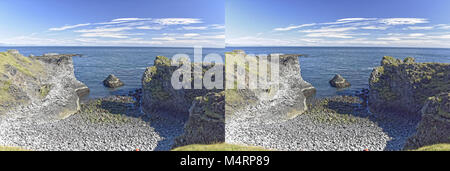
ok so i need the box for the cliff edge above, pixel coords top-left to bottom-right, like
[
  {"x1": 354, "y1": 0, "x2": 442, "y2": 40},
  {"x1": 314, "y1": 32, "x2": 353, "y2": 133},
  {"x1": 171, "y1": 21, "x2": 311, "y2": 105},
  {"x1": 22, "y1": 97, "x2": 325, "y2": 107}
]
[{"x1": 0, "y1": 50, "x2": 89, "y2": 123}]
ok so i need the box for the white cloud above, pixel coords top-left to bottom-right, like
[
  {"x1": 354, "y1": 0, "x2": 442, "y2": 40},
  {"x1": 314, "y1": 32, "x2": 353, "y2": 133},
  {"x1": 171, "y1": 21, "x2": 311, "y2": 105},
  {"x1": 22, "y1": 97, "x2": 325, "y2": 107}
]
[
  {"x1": 379, "y1": 18, "x2": 428, "y2": 25},
  {"x1": 152, "y1": 37, "x2": 176, "y2": 41},
  {"x1": 405, "y1": 26, "x2": 434, "y2": 30},
  {"x1": 183, "y1": 33, "x2": 200, "y2": 37},
  {"x1": 377, "y1": 37, "x2": 402, "y2": 41},
  {"x1": 361, "y1": 26, "x2": 388, "y2": 30},
  {"x1": 197, "y1": 34, "x2": 225, "y2": 39},
  {"x1": 153, "y1": 18, "x2": 202, "y2": 25},
  {"x1": 75, "y1": 27, "x2": 133, "y2": 33},
  {"x1": 182, "y1": 26, "x2": 208, "y2": 30},
  {"x1": 300, "y1": 27, "x2": 358, "y2": 33},
  {"x1": 323, "y1": 18, "x2": 376, "y2": 25},
  {"x1": 210, "y1": 24, "x2": 225, "y2": 29},
  {"x1": 273, "y1": 23, "x2": 316, "y2": 31},
  {"x1": 136, "y1": 26, "x2": 163, "y2": 30},
  {"x1": 409, "y1": 33, "x2": 425, "y2": 37},
  {"x1": 305, "y1": 32, "x2": 355, "y2": 38},
  {"x1": 98, "y1": 18, "x2": 151, "y2": 25},
  {"x1": 112, "y1": 18, "x2": 149, "y2": 22},
  {"x1": 80, "y1": 32, "x2": 143, "y2": 39},
  {"x1": 337, "y1": 18, "x2": 376, "y2": 22},
  {"x1": 49, "y1": 23, "x2": 91, "y2": 31},
  {"x1": 435, "y1": 24, "x2": 450, "y2": 29}
]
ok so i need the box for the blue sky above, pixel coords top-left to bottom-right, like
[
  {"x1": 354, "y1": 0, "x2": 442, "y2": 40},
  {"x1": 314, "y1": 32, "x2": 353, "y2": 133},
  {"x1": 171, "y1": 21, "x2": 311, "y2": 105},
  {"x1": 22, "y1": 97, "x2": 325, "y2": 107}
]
[
  {"x1": 0, "y1": 0, "x2": 224, "y2": 47},
  {"x1": 226, "y1": 0, "x2": 450, "y2": 48}
]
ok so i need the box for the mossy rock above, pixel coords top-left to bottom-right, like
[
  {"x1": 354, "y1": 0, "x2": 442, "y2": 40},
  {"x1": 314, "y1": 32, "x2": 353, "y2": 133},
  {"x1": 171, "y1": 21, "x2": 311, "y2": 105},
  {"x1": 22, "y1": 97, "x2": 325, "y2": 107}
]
[{"x1": 369, "y1": 56, "x2": 450, "y2": 114}]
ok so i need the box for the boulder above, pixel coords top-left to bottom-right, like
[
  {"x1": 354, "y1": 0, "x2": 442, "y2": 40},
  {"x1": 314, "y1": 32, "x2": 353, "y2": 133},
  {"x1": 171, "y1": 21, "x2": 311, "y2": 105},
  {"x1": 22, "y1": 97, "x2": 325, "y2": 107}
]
[
  {"x1": 0, "y1": 50, "x2": 88, "y2": 122},
  {"x1": 369, "y1": 56, "x2": 450, "y2": 114},
  {"x1": 103, "y1": 74, "x2": 124, "y2": 88},
  {"x1": 404, "y1": 93, "x2": 450, "y2": 150},
  {"x1": 329, "y1": 74, "x2": 351, "y2": 88}
]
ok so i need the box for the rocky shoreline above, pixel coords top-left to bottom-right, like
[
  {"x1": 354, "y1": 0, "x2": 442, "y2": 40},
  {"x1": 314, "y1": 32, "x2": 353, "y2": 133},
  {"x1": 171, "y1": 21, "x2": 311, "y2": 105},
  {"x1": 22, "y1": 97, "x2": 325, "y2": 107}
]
[{"x1": 1, "y1": 50, "x2": 448, "y2": 151}]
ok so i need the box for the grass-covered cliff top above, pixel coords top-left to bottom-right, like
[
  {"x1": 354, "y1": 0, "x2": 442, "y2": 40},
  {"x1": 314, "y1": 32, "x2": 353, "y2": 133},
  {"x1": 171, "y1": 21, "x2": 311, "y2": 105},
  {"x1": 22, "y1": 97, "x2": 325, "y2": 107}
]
[
  {"x1": 0, "y1": 146, "x2": 29, "y2": 151},
  {"x1": 412, "y1": 143, "x2": 450, "y2": 151},
  {"x1": 0, "y1": 50, "x2": 43, "y2": 106},
  {"x1": 0, "y1": 50, "x2": 43, "y2": 78},
  {"x1": 370, "y1": 56, "x2": 450, "y2": 109},
  {"x1": 172, "y1": 143, "x2": 269, "y2": 151}
]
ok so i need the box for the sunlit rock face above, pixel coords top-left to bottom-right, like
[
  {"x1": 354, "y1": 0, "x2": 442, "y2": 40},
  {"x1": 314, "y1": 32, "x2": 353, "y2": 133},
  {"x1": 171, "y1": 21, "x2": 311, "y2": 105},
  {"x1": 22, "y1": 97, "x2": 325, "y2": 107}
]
[
  {"x1": 225, "y1": 52, "x2": 316, "y2": 125},
  {"x1": 0, "y1": 50, "x2": 89, "y2": 122},
  {"x1": 369, "y1": 56, "x2": 450, "y2": 115}
]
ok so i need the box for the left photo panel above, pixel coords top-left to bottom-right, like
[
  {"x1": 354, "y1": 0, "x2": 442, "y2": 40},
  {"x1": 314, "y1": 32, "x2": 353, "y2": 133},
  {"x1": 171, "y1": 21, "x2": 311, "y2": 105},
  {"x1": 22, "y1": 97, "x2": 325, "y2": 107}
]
[{"x1": 0, "y1": 0, "x2": 225, "y2": 151}]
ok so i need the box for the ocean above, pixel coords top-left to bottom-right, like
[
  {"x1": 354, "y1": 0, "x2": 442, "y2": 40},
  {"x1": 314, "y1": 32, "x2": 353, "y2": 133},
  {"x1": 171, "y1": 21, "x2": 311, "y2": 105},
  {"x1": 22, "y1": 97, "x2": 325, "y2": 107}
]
[{"x1": 1, "y1": 46, "x2": 449, "y2": 98}]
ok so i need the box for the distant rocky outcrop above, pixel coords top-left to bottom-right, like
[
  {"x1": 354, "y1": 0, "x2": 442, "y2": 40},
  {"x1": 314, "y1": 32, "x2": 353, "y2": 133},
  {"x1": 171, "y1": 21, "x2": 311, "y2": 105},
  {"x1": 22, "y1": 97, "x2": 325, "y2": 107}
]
[
  {"x1": 329, "y1": 74, "x2": 351, "y2": 88},
  {"x1": 404, "y1": 92, "x2": 450, "y2": 150},
  {"x1": 0, "y1": 50, "x2": 88, "y2": 122},
  {"x1": 103, "y1": 74, "x2": 124, "y2": 88},
  {"x1": 369, "y1": 56, "x2": 450, "y2": 114}
]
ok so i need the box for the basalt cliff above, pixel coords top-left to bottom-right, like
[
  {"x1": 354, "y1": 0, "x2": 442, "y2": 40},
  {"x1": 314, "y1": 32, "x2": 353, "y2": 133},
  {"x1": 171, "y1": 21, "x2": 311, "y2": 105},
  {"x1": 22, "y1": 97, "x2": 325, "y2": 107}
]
[
  {"x1": 369, "y1": 56, "x2": 449, "y2": 149},
  {"x1": 0, "y1": 50, "x2": 89, "y2": 123},
  {"x1": 141, "y1": 50, "x2": 315, "y2": 148}
]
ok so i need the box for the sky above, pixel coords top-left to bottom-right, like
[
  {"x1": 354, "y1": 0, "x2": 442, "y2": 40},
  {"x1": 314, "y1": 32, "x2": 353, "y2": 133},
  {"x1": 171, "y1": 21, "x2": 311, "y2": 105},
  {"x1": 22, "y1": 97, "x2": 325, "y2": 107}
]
[
  {"x1": 0, "y1": 0, "x2": 225, "y2": 47},
  {"x1": 226, "y1": 0, "x2": 450, "y2": 48},
  {"x1": 1, "y1": 0, "x2": 450, "y2": 48}
]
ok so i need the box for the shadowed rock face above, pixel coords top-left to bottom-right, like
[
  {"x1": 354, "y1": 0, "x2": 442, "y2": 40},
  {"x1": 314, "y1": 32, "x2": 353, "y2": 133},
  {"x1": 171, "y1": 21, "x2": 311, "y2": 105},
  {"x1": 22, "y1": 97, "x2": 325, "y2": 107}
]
[
  {"x1": 404, "y1": 93, "x2": 450, "y2": 150},
  {"x1": 173, "y1": 92, "x2": 225, "y2": 148},
  {"x1": 141, "y1": 56, "x2": 224, "y2": 148},
  {"x1": 0, "y1": 50, "x2": 89, "y2": 122},
  {"x1": 369, "y1": 56, "x2": 450, "y2": 115}
]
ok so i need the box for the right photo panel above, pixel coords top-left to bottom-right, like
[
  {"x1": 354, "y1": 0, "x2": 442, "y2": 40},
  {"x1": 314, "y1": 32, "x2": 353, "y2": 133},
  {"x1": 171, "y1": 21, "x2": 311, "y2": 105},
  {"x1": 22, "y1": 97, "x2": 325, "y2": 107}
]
[{"x1": 224, "y1": 0, "x2": 450, "y2": 151}]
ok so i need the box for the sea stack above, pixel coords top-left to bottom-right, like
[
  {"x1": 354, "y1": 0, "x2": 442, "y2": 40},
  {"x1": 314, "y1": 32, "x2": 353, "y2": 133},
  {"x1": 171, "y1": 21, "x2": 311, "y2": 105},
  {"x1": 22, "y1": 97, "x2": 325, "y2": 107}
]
[
  {"x1": 103, "y1": 74, "x2": 124, "y2": 88},
  {"x1": 329, "y1": 74, "x2": 351, "y2": 88}
]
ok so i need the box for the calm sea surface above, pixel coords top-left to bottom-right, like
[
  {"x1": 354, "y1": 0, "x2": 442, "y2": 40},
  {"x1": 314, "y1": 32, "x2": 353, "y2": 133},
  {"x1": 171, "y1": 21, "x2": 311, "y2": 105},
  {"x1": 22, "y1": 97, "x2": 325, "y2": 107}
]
[{"x1": 1, "y1": 46, "x2": 449, "y2": 98}]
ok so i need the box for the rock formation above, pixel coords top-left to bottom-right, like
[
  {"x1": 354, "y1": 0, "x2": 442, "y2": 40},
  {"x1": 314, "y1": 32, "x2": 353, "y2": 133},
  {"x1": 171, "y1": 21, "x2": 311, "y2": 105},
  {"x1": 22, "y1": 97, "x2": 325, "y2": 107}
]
[
  {"x1": 173, "y1": 92, "x2": 225, "y2": 148},
  {"x1": 329, "y1": 74, "x2": 351, "y2": 88},
  {"x1": 103, "y1": 74, "x2": 124, "y2": 88},
  {"x1": 141, "y1": 56, "x2": 221, "y2": 115},
  {"x1": 142, "y1": 51, "x2": 315, "y2": 148},
  {"x1": 141, "y1": 56, "x2": 223, "y2": 147},
  {"x1": 404, "y1": 92, "x2": 450, "y2": 150},
  {"x1": 0, "y1": 50, "x2": 89, "y2": 122},
  {"x1": 369, "y1": 56, "x2": 450, "y2": 114},
  {"x1": 225, "y1": 52, "x2": 316, "y2": 125}
]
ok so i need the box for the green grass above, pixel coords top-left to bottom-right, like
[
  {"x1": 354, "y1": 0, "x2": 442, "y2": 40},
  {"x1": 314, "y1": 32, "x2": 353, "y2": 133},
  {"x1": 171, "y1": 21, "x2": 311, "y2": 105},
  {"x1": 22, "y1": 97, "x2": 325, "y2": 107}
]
[
  {"x1": 413, "y1": 144, "x2": 450, "y2": 151},
  {"x1": 0, "y1": 146, "x2": 29, "y2": 151},
  {"x1": 172, "y1": 143, "x2": 270, "y2": 151}
]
